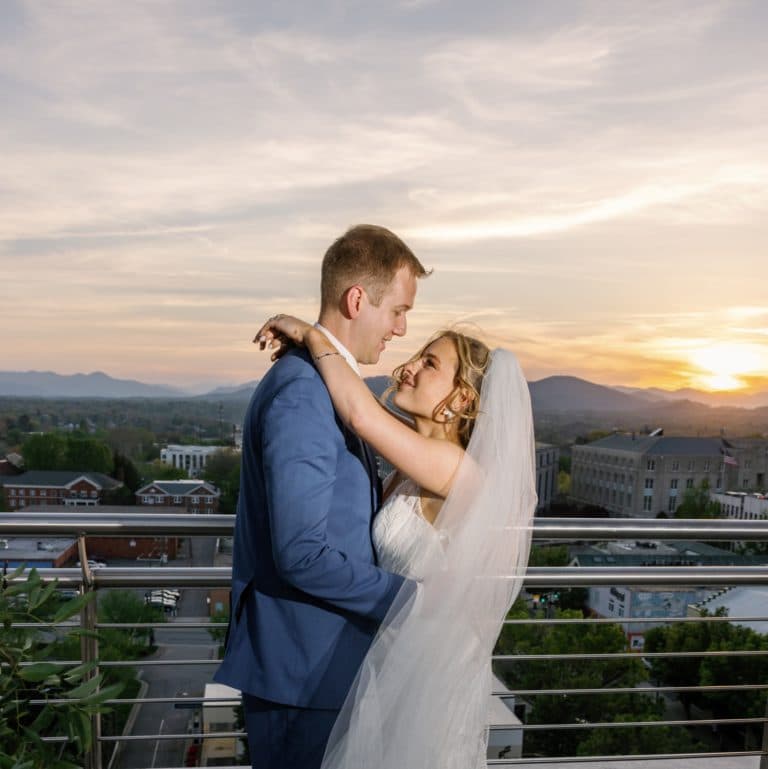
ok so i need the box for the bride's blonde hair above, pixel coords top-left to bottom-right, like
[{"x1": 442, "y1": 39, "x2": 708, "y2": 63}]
[{"x1": 389, "y1": 330, "x2": 491, "y2": 448}]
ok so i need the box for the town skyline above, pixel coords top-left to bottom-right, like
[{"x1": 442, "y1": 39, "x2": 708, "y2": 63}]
[{"x1": 2, "y1": 1, "x2": 767, "y2": 393}]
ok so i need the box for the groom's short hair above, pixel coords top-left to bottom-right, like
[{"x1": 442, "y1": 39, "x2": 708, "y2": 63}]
[{"x1": 321, "y1": 224, "x2": 428, "y2": 310}]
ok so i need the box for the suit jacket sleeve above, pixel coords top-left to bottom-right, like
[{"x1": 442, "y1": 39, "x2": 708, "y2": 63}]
[{"x1": 261, "y1": 375, "x2": 406, "y2": 624}]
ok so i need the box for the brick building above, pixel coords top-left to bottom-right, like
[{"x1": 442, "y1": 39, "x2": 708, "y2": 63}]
[
  {"x1": 2, "y1": 470, "x2": 122, "y2": 509},
  {"x1": 20, "y1": 503, "x2": 182, "y2": 561},
  {"x1": 136, "y1": 480, "x2": 220, "y2": 513}
]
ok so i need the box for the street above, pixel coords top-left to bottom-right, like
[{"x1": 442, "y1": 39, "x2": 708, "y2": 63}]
[{"x1": 111, "y1": 535, "x2": 221, "y2": 769}]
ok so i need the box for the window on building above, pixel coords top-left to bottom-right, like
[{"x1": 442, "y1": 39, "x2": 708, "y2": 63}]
[
  {"x1": 671, "y1": 460, "x2": 680, "y2": 471},
  {"x1": 670, "y1": 479, "x2": 678, "y2": 489},
  {"x1": 743, "y1": 479, "x2": 751, "y2": 489},
  {"x1": 608, "y1": 600, "x2": 615, "y2": 612},
  {"x1": 646, "y1": 460, "x2": 656, "y2": 471},
  {"x1": 192, "y1": 496, "x2": 200, "y2": 504},
  {"x1": 704, "y1": 460, "x2": 711, "y2": 471},
  {"x1": 745, "y1": 459, "x2": 752, "y2": 470},
  {"x1": 643, "y1": 496, "x2": 653, "y2": 511},
  {"x1": 686, "y1": 478, "x2": 694, "y2": 489},
  {"x1": 669, "y1": 496, "x2": 677, "y2": 512},
  {"x1": 173, "y1": 496, "x2": 182, "y2": 504},
  {"x1": 645, "y1": 478, "x2": 654, "y2": 489}
]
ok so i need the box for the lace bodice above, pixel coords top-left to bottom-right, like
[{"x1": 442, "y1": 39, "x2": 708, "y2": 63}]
[{"x1": 372, "y1": 474, "x2": 447, "y2": 580}]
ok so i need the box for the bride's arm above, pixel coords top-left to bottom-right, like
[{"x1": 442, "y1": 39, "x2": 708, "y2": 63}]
[{"x1": 256, "y1": 317, "x2": 463, "y2": 498}]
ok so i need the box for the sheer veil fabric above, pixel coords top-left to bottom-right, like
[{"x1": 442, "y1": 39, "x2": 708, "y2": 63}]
[{"x1": 321, "y1": 349, "x2": 537, "y2": 769}]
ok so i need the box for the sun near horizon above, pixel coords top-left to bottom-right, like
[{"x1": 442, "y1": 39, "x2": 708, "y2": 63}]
[{"x1": 684, "y1": 342, "x2": 767, "y2": 393}]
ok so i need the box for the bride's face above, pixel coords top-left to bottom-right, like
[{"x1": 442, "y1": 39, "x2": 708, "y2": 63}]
[{"x1": 393, "y1": 336, "x2": 460, "y2": 421}]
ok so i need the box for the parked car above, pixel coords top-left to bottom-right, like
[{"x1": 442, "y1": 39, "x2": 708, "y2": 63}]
[
  {"x1": 145, "y1": 589, "x2": 181, "y2": 613},
  {"x1": 76, "y1": 559, "x2": 107, "y2": 569}
]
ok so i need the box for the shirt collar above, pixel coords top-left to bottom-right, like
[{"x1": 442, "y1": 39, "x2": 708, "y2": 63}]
[{"x1": 314, "y1": 323, "x2": 361, "y2": 377}]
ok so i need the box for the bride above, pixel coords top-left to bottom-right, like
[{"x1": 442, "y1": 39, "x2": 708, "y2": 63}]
[{"x1": 256, "y1": 315, "x2": 537, "y2": 769}]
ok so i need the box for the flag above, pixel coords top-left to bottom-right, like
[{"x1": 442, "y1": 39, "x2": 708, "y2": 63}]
[{"x1": 723, "y1": 453, "x2": 738, "y2": 467}]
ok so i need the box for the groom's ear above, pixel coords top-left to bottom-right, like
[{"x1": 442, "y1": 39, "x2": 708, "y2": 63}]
[{"x1": 342, "y1": 285, "x2": 365, "y2": 319}]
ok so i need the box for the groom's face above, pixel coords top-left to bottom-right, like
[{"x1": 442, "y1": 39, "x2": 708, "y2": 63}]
[{"x1": 354, "y1": 266, "x2": 418, "y2": 364}]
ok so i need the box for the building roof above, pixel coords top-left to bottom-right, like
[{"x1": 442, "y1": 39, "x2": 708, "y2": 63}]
[
  {"x1": 584, "y1": 434, "x2": 728, "y2": 457},
  {"x1": 0, "y1": 459, "x2": 23, "y2": 477},
  {"x1": 136, "y1": 480, "x2": 219, "y2": 496},
  {"x1": 2, "y1": 470, "x2": 121, "y2": 489},
  {"x1": 0, "y1": 536, "x2": 77, "y2": 563},
  {"x1": 694, "y1": 586, "x2": 768, "y2": 635},
  {"x1": 570, "y1": 540, "x2": 766, "y2": 568}
]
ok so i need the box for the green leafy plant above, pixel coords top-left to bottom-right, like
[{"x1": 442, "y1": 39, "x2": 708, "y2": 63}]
[{"x1": 0, "y1": 565, "x2": 123, "y2": 768}]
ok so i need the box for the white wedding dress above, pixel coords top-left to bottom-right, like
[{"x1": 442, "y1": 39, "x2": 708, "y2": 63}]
[
  {"x1": 321, "y1": 349, "x2": 537, "y2": 769},
  {"x1": 372, "y1": 474, "x2": 447, "y2": 581}
]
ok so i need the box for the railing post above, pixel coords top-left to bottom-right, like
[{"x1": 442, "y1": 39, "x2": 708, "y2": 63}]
[
  {"x1": 760, "y1": 694, "x2": 768, "y2": 769},
  {"x1": 78, "y1": 535, "x2": 102, "y2": 769}
]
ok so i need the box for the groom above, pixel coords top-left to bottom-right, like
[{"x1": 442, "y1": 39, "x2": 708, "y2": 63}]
[{"x1": 214, "y1": 225, "x2": 429, "y2": 769}]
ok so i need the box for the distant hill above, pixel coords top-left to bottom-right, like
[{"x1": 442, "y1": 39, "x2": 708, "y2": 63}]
[
  {"x1": 0, "y1": 371, "x2": 185, "y2": 398},
  {"x1": 615, "y1": 384, "x2": 768, "y2": 409},
  {"x1": 195, "y1": 375, "x2": 393, "y2": 403},
  {"x1": 529, "y1": 376, "x2": 647, "y2": 413},
  {"x1": 3, "y1": 368, "x2": 766, "y2": 413},
  {"x1": 195, "y1": 380, "x2": 260, "y2": 401}
]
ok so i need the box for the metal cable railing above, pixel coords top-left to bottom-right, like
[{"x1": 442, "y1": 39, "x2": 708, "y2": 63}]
[{"x1": 3, "y1": 513, "x2": 768, "y2": 768}]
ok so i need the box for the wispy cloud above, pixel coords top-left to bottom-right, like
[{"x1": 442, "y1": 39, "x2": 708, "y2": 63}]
[{"x1": 1, "y1": 0, "x2": 767, "y2": 390}]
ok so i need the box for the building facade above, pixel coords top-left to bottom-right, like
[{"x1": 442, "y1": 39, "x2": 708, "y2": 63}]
[
  {"x1": 136, "y1": 479, "x2": 220, "y2": 513},
  {"x1": 17, "y1": 503, "x2": 181, "y2": 560},
  {"x1": 711, "y1": 490, "x2": 768, "y2": 520},
  {"x1": 1, "y1": 470, "x2": 122, "y2": 509},
  {"x1": 573, "y1": 539, "x2": 765, "y2": 649},
  {"x1": 723, "y1": 438, "x2": 768, "y2": 493},
  {"x1": 535, "y1": 443, "x2": 559, "y2": 512},
  {"x1": 160, "y1": 444, "x2": 231, "y2": 479},
  {"x1": 571, "y1": 434, "x2": 741, "y2": 518}
]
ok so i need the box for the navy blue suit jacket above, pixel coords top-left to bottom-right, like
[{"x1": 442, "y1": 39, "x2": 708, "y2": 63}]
[{"x1": 214, "y1": 348, "x2": 405, "y2": 708}]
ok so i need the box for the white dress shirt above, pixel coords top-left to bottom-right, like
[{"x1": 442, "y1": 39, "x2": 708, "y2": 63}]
[{"x1": 314, "y1": 323, "x2": 361, "y2": 377}]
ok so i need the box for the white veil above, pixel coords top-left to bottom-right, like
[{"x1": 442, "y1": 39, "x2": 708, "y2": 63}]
[{"x1": 322, "y1": 349, "x2": 537, "y2": 769}]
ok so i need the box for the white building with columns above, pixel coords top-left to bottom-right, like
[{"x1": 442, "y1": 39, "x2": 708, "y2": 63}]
[{"x1": 160, "y1": 444, "x2": 231, "y2": 479}]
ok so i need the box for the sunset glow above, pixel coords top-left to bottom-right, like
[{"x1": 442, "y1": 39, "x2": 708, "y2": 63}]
[
  {"x1": 688, "y1": 343, "x2": 767, "y2": 392},
  {"x1": 1, "y1": 2, "x2": 767, "y2": 395}
]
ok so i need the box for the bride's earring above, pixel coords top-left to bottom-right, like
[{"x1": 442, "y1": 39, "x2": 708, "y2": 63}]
[{"x1": 442, "y1": 407, "x2": 455, "y2": 420}]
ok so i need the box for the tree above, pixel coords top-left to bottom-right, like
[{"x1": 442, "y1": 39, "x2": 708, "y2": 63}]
[
  {"x1": 645, "y1": 609, "x2": 768, "y2": 749},
  {"x1": 62, "y1": 436, "x2": 113, "y2": 474},
  {"x1": 0, "y1": 566, "x2": 123, "y2": 768},
  {"x1": 21, "y1": 433, "x2": 114, "y2": 475},
  {"x1": 674, "y1": 479, "x2": 721, "y2": 519},
  {"x1": 203, "y1": 449, "x2": 241, "y2": 515},
  {"x1": 136, "y1": 460, "x2": 186, "y2": 482},
  {"x1": 98, "y1": 590, "x2": 165, "y2": 657},
  {"x1": 109, "y1": 452, "x2": 142, "y2": 495},
  {"x1": 21, "y1": 433, "x2": 67, "y2": 470},
  {"x1": 496, "y1": 603, "x2": 699, "y2": 758},
  {"x1": 526, "y1": 546, "x2": 586, "y2": 611}
]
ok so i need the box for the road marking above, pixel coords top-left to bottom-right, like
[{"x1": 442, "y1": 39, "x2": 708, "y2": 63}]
[{"x1": 151, "y1": 717, "x2": 165, "y2": 768}]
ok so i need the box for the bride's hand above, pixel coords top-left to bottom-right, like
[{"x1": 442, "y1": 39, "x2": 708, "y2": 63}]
[{"x1": 254, "y1": 314, "x2": 312, "y2": 361}]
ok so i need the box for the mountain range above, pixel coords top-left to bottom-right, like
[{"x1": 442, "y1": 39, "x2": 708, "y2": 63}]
[
  {"x1": 1, "y1": 370, "x2": 767, "y2": 412},
  {"x1": 0, "y1": 371, "x2": 185, "y2": 398}
]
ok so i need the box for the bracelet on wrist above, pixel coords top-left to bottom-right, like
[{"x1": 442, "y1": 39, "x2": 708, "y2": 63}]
[{"x1": 314, "y1": 351, "x2": 341, "y2": 362}]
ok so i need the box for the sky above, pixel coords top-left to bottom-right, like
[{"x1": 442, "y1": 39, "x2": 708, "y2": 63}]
[{"x1": 1, "y1": 0, "x2": 767, "y2": 394}]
